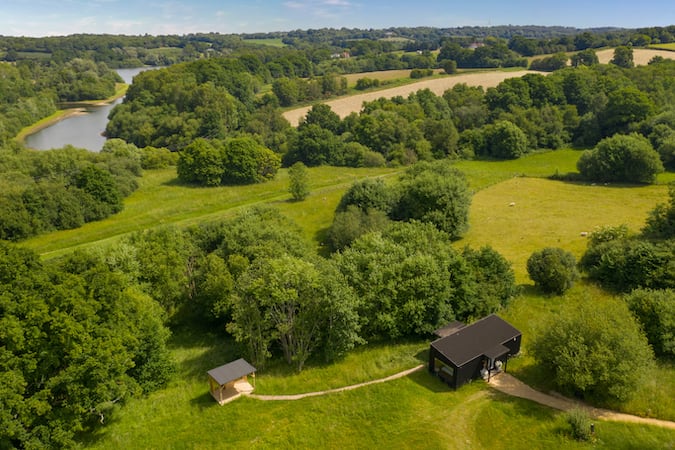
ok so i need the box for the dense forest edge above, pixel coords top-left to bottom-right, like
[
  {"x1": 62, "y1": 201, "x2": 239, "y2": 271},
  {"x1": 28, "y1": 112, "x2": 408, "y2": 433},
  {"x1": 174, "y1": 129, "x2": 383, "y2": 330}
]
[{"x1": 1, "y1": 25, "x2": 675, "y2": 448}]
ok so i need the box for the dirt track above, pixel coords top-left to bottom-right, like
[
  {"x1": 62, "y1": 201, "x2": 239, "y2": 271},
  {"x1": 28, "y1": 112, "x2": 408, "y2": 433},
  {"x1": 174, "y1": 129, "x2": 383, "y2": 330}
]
[
  {"x1": 282, "y1": 70, "x2": 535, "y2": 126},
  {"x1": 489, "y1": 372, "x2": 675, "y2": 430}
]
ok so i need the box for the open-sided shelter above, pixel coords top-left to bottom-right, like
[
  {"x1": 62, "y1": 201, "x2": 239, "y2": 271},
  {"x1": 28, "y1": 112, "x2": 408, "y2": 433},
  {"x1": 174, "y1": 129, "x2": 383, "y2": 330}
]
[
  {"x1": 428, "y1": 314, "x2": 521, "y2": 389},
  {"x1": 207, "y1": 358, "x2": 256, "y2": 405}
]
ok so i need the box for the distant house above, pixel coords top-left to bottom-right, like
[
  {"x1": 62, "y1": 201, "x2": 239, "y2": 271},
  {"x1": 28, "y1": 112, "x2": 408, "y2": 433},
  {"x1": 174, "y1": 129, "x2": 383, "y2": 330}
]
[
  {"x1": 207, "y1": 358, "x2": 256, "y2": 405},
  {"x1": 428, "y1": 315, "x2": 521, "y2": 389}
]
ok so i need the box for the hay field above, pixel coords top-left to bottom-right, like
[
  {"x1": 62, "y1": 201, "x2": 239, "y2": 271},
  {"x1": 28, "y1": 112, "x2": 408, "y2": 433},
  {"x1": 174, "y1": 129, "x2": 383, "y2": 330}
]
[
  {"x1": 283, "y1": 70, "x2": 535, "y2": 126},
  {"x1": 596, "y1": 48, "x2": 675, "y2": 65}
]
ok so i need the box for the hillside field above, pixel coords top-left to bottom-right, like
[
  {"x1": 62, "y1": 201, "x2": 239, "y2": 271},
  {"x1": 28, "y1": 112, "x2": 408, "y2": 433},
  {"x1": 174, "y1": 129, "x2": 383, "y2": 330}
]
[{"x1": 21, "y1": 149, "x2": 675, "y2": 448}]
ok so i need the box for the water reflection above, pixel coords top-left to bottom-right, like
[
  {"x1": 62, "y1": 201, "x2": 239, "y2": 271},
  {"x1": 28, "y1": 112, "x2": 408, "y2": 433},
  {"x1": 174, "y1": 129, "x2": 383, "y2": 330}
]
[{"x1": 24, "y1": 67, "x2": 160, "y2": 152}]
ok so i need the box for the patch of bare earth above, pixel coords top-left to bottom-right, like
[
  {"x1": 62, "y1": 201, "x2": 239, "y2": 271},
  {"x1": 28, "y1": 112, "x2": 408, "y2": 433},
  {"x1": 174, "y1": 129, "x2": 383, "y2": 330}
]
[{"x1": 283, "y1": 70, "x2": 537, "y2": 126}]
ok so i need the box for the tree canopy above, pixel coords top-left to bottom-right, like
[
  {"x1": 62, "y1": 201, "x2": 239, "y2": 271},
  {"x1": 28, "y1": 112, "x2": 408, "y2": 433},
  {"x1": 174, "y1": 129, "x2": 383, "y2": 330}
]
[{"x1": 531, "y1": 300, "x2": 654, "y2": 403}]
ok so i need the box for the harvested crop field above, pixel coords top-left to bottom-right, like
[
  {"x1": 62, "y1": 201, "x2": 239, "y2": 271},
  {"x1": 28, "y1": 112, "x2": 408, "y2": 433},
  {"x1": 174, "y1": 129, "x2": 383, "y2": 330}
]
[
  {"x1": 283, "y1": 70, "x2": 536, "y2": 126},
  {"x1": 341, "y1": 69, "x2": 444, "y2": 85},
  {"x1": 596, "y1": 48, "x2": 675, "y2": 65}
]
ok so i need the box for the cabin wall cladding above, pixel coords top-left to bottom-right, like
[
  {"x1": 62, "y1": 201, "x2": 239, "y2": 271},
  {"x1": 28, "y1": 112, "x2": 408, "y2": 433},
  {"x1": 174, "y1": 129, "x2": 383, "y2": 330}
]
[{"x1": 428, "y1": 314, "x2": 522, "y2": 390}]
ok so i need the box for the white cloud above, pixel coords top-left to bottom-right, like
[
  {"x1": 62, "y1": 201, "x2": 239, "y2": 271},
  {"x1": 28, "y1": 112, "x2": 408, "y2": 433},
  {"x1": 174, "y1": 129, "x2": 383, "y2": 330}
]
[{"x1": 323, "y1": 0, "x2": 351, "y2": 6}]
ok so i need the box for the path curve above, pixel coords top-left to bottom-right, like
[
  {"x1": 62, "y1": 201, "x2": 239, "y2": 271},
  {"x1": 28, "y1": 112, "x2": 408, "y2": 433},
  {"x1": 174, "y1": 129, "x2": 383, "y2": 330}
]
[
  {"x1": 249, "y1": 365, "x2": 675, "y2": 430},
  {"x1": 249, "y1": 364, "x2": 425, "y2": 401},
  {"x1": 489, "y1": 372, "x2": 675, "y2": 430}
]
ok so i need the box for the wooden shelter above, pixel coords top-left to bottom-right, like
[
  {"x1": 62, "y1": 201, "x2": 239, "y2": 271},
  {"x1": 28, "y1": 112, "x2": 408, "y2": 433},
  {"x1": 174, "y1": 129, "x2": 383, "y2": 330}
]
[
  {"x1": 207, "y1": 358, "x2": 256, "y2": 405},
  {"x1": 428, "y1": 315, "x2": 521, "y2": 389}
]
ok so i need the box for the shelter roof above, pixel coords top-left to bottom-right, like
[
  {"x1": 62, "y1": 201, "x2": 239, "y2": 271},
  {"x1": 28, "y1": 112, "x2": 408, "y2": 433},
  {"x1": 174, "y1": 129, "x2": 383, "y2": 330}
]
[
  {"x1": 433, "y1": 320, "x2": 466, "y2": 338},
  {"x1": 207, "y1": 358, "x2": 256, "y2": 385},
  {"x1": 431, "y1": 314, "x2": 520, "y2": 367}
]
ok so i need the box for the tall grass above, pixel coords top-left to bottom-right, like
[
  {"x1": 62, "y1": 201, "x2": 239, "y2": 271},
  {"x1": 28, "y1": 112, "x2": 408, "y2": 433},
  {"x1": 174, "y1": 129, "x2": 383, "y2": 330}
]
[
  {"x1": 85, "y1": 327, "x2": 675, "y2": 449},
  {"x1": 22, "y1": 166, "x2": 399, "y2": 258},
  {"x1": 20, "y1": 150, "x2": 675, "y2": 447}
]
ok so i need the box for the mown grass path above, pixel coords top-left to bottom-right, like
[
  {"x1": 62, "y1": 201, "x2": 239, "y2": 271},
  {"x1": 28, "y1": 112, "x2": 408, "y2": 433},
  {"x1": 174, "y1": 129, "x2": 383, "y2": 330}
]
[
  {"x1": 252, "y1": 363, "x2": 675, "y2": 431},
  {"x1": 250, "y1": 364, "x2": 425, "y2": 400}
]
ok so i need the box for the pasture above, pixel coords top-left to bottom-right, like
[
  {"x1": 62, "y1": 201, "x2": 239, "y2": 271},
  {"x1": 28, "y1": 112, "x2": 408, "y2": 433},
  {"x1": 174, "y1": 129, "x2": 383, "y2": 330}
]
[
  {"x1": 649, "y1": 43, "x2": 675, "y2": 51},
  {"x1": 242, "y1": 38, "x2": 287, "y2": 47},
  {"x1": 22, "y1": 149, "x2": 675, "y2": 447}
]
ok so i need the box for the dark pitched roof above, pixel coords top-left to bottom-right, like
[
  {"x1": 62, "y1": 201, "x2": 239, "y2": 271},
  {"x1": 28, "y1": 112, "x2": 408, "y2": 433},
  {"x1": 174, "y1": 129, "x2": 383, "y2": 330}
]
[
  {"x1": 207, "y1": 358, "x2": 256, "y2": 385},
  {"x1": 431, "y1": 314, "x2": 520, "y2": 367}
]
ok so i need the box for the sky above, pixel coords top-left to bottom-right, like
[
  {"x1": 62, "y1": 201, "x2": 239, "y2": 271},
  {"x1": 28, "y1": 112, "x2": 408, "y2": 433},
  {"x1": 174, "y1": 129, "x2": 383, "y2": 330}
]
[{"x1": 1, "y1": 0, "x2": 674, "y2": 37}]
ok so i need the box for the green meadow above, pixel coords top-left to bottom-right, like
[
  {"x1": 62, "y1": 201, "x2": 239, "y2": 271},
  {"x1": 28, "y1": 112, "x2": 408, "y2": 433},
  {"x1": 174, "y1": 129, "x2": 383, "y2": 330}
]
[{"x1": 23, "y1": 149, "x2": 675, "y2": 447}]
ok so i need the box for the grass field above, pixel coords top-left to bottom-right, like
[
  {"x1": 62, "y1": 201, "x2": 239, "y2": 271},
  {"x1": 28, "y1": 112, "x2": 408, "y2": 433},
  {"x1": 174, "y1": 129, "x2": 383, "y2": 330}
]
[
  {"x1": 85, "y1": 324, "x2": 675, "y2": 449},
  {"x1": 23, "y1": 166, "x2": 400, "y2": 258},
  {"x1": 21, "y1": 150, "x2": 675, "y2": 447},
  {"x1": 649, "y1": 43, "x2": 675, "y2": 51},
  {"x1": 242, "y1": 38, "x2": 287, "y2": 47}
]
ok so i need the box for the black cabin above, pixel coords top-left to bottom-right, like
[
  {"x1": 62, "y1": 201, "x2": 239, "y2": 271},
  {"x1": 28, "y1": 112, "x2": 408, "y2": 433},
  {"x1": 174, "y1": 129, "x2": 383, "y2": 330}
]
[{"x1": 428, "y1": 314, "x2": 521, "y2": 389}]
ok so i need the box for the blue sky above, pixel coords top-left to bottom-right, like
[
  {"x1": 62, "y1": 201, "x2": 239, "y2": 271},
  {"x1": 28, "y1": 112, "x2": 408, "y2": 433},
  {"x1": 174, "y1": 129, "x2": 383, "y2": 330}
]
[{"x1": 1, "y1": 0, "x2": 673, "y2": 37}]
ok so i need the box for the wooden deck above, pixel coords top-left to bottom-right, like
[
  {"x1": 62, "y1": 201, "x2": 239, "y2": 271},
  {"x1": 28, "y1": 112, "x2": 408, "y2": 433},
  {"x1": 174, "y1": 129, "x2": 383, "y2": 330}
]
[{"x1": 210, "y1": 380, "x2": 255, "y2": 405}]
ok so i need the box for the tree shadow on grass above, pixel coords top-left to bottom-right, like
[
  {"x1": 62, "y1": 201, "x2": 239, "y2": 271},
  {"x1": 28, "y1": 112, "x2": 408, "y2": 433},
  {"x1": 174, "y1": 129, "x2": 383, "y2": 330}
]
[
  {"x1": 190, "y1": 390, "x2": 220, "y2": 411},
  {"x1": 168, "y1": 323, "x2": 245, "y2": 382}
]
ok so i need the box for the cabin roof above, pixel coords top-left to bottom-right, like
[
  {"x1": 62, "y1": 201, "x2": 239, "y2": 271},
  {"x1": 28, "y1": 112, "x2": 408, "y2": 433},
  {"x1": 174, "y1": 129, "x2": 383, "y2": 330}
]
[
  {"x1": 430, "y1": 314, "x2": 520, "y2": 367},
  {"x1": 207, "y1": 358, "x2": 256, "y2": 386}
]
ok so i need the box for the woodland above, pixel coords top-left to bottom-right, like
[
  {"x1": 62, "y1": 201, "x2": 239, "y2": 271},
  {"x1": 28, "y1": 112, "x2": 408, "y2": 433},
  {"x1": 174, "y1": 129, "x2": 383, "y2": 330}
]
[{"x1": 1, "y1": 25, "x2": 675, "y2": 448}]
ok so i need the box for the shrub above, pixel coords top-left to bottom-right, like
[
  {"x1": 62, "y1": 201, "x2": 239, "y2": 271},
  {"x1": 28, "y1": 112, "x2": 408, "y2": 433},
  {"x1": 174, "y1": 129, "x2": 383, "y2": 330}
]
[
  {"x1": 526, "y1": 247, "x2": 579, "y2": 294},
  {"x1": 580, "y1": 238, "x2": 675, "y2": 292},
  {"x1": 577, "y1": 133, "x2": 663, "y2": 184},
  {"x1": 410, "y1": 68, "x2": 433, "y2": 79},
  {"x1": 336, "y1": 178, "x2": 397, "y2": 215},
  {"x1": 393, "y1": 160, "x2": 471, "y2": 239},
  {"x1": 624, "y1": 288, "x2": 675, "y2": 358},
  {"x1": 531, "y1": 300, "x2": 655, "y2": 403},
  {"x1": 529, "y1": 53, "x2": 568, "y2": 72},
  {"x1": 565, "y1": 408, "x2": 592, "y2": 441},
  {"x1": 642, "y1": 184, "x2": 675, "y2": 239},
  {"x1": 288, "y1": 161, "x2": 310, "y2": 201},
  {"x1": 355, "y1": 77, "x2": 380, "y2": 90}
]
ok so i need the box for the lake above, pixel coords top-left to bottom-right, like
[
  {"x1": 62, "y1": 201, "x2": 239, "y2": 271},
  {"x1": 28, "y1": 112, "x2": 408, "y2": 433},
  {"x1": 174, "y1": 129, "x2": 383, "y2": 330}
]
[{"x1": 24, "y1": 67, "x2": 159, "y2": 152}]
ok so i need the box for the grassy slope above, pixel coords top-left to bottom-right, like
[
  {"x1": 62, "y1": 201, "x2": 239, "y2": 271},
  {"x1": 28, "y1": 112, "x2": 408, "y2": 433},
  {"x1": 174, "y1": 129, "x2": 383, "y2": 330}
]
[
  {"x1": 20, "y1": 149, "x2": 674, "y2": 447},
  {"x1": 23, "y1": 166, "x2": 400, "y2": 258},
  {"x1": 86, "y1": 327, "x2": 675, "y2": 450}
]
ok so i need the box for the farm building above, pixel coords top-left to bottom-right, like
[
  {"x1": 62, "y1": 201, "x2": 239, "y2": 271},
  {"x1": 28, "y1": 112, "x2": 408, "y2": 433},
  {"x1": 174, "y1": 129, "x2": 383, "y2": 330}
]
[
  {"x1": 207, "y1": 358, "x2": 256, "y2": 405},
  {"x1": 428, "y1": 315, "x2": 521, "y2": 389}
]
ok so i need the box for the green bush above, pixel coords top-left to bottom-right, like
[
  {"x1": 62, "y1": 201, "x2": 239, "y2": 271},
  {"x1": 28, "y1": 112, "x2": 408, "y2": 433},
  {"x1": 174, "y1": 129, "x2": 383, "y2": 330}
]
[
  {"x1": 565, "y1": 408, "x2": 592, "y2": 441},
  {"x1": 531, "y1": 300, "x2": 655, "y2": 403},
  {"x1": 577, "y1": 133, "x2": 663, "y2": 184},
  {"x1": 624, "y1": 288, "x2": 675, "y2": 358},
  {"x1": 526, "y1": 247, "x2": 579, "y2": 294},
  {"x1": 580, "y1": 238, "x2": 675, "y2": 292}
]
